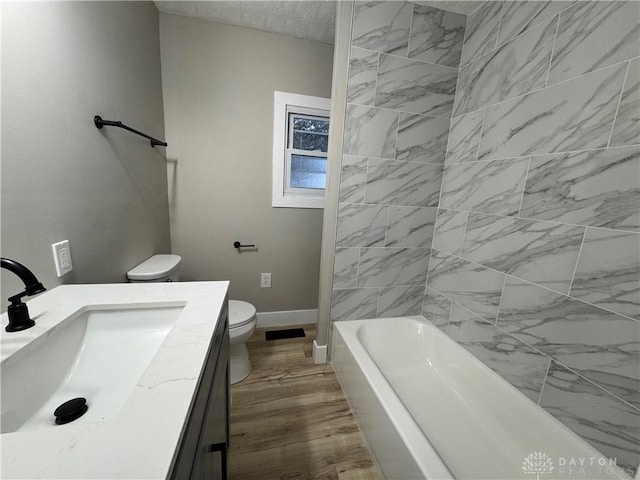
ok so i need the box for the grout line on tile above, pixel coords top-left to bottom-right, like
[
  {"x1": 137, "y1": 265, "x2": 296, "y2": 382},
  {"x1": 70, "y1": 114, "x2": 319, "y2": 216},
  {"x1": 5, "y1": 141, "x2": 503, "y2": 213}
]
[
  {"x1": 379, "y1": 47, "x2": 460, "y2": 71},
  {"x1": 567, "y1": 226, "x2": 588, "y2": 295},
  {"x1": 383, "y1": 205, "x2": 391, "y2": 246},
  {"x1": 432, "y1": 204, "x2": 640, "y2": 236},
  {"x1": 372, "y1": 52, "x2": 381, "y2": 108},
  {"x1": 606, "y1": 60, "x2": 630, "y2": 148},
  {"x1": 545, "y1": 357, "x2": 640, "y2": 414},
  {"x1": 407, "y1": 3, "x2": 414, "y2": 60},
  {"x1": 430, "y1": 248, "x2": 640, "y2": 324},
  {"x1": 494, "y1": 1, "x2": 504, "y2": 51},
  {"x1": 361, "y1": 158, "x2": 370, "y2": 205},
  {"x1": 473, "y1": 108, "x2": 487, "y2": 162},
  {"x1": 443, "y1": 117, "x2": 455, "y2": 164},
  {"x1": 452, "y1": 56, "x2": 639, "y2": 120},
  {"x1": 448, "y1": 297, "x2": 640, "y2": 413},
  {"x1": 347, "y1": 99, "x2": 455, "y2": 120},
  {"x1": 516, "y1": 156, "x2": 532, "y2": 217},
  {"x1": 458, "y1": 211, "x2": 470, "y2": 256},
  {"x1": 354, "y1": 247, "x2": 362, "y2": 288},
  {"x1": 392, "y1": 113, "x2": 401, "y2": 162},
  {"x1": 434, "y1": 140, "x2": 638, "y2": 165},
  {"x1": 536, "y1": 358, "x2": 553, "y2": 405},
  {"x1": 494, "y1": 274, "x2": 508, "y2": 326},
  {"x1": 444, "y1": 294, "x2": 454, "y2": 333},
  {"x1": 543, "y1": 13, "x2": 561, "y2": 88},
  {"x1": 496, "y1": 0, "x2": 577, "y2": 49}
]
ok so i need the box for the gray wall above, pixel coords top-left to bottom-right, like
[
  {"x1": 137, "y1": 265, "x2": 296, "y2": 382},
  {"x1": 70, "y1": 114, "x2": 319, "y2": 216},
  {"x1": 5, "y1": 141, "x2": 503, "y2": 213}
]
[
  {"x1": 328, "y1": 0, "x2": 640, "y2": 474},
  {"x1": 159, "y1": 14, "x2": 334, "y2": 312},
  {"x1": 1, "y1": 2, "x2": 171, "y2": 303},
  {"x1": 329, "y1": 2, "x2": 464, "y2": 334}
]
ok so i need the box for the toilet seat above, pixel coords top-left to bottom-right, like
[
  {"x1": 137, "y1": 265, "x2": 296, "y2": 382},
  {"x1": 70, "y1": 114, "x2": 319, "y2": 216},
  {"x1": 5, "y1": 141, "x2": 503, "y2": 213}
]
[{"x1": 229, "y1": 300, "x2": 256, "y2": 329}]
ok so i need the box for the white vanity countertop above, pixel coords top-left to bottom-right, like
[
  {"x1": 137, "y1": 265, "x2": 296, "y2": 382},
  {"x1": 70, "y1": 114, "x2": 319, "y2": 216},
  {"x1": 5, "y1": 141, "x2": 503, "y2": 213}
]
[{"x1": 1, "y1": 281, "x2": 229, "y2": 479}]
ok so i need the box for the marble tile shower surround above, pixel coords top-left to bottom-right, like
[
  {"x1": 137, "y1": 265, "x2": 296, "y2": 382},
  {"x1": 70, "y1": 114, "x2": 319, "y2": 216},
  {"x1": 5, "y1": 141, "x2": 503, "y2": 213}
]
[
  {"x1": 611, "y1": 57, "x2": 640, "y2": 148},
  {"x1": 334, "y1": 1, "x2": 467, "y2": 338},
  {"x1": 461, "y1": 212, "x2": 585, "y2": 294},
  {"x1": 418, "y1": 0, "x2": 640, "y2": 472},
  {"x1": 375, "y1": 54, "x2": 458, "y2": 117},
  {"x1": 332, "y1": 1, "x2": 639, "y2": 470},
  {"x1": 519, "y1": 147, "x2": 640, "y2": 233},
  {"x1": 438, "y1": 156, "x2": 529, "y2": 215},
  {"x1": 446, "y1": 303, "x2": 550, "y2": 403},
  {"x1": 498, "y1": 277, "x2": 640, "y2": 411},
  {"x1": 540, "y1": 362, "x2": 640, "y2": 478},
  {"x1": 348, "y1": 2, "x2": 464, "y2": 121},
  {"x1": 408, "y1": 4, "x2": 466, "y2": 67},
  {"x1": 570, "y1": 228, "x2": 640, "y2": 321},
  {"x1": 497, "y1": 1, "x2": 575, "y2": 46},
  {"x1": 477, "y1": 63, "x2": 628, "y2": 161},
  {"x1": 453, "y1": 16, "x2": 558, "y2": 116},
  {"x1": 548, "y1": 1, "x2": 640, "y2": 86},
  {"x1": 364, "y1": 159, "x2": 443, "y2": 206},
  {"x1": 444, "y1": 109, "x2": 484, "y2": 164},
  {"x1": 396, "y1": 113, "x2": 450, "y2": 163}
]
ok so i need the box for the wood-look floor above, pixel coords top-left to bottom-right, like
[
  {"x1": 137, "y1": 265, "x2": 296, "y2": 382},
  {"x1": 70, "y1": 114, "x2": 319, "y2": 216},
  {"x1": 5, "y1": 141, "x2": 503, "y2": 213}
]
[{"x1": 228, "y1": 324, "x2": 378, "y2": 480}]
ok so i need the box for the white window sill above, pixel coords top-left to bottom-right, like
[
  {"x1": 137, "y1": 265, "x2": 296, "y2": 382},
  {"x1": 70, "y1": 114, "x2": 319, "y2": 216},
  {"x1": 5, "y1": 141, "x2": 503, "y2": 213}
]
[{"x1": 272, "y1": 195, "x2": 325, "y2": 209}]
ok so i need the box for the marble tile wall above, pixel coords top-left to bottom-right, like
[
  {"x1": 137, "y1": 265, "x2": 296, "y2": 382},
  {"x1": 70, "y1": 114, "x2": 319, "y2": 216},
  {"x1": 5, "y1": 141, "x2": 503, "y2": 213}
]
[
  {"x1": 424, "y1": 1, "x2": 640, "y2": 473},
  {"x1": 331, "y1": 1, "x2": 465, "y2": 325},
  {"x1": 330, "y1": 1, "x2": 639, "y2": 473}
]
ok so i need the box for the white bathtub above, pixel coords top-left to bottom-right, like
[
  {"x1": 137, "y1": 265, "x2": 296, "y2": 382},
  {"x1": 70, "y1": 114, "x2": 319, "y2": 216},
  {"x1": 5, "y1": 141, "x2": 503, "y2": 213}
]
[{"x1": 332, "y1": 316, "x2": 631, "y2": 480}]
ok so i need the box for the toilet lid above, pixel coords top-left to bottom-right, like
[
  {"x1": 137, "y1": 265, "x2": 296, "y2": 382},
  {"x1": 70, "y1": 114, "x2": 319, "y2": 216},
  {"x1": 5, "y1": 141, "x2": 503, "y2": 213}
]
[
  {"x1": 229, "y1": 300, "x2": 256, "y2": 328},
  {"x1": 127, "y1": 254, "x2": 182, "y2": 281}
]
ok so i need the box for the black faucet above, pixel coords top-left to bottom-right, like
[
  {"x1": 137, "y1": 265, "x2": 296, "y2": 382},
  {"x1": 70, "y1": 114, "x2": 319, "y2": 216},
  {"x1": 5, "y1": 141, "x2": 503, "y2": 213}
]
[{"x1": 1, "y1": 258, "x2": 46, "y2": 332}]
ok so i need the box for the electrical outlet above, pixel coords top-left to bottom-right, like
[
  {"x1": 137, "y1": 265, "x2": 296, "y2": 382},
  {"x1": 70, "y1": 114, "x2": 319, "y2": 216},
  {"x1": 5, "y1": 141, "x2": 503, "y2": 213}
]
[
  {"x1": 52, "y1": 240, "x2": 73, "y2": 277},
  {"x1": 260, "y1": 272, "x2": 272, "y2": 288}
]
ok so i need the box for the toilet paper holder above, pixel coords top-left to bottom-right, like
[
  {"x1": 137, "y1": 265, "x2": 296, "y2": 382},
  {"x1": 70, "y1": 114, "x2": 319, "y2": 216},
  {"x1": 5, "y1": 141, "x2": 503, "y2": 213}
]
[{"x1": 233, "y1": 241, "x2": 256, "y2": 250}]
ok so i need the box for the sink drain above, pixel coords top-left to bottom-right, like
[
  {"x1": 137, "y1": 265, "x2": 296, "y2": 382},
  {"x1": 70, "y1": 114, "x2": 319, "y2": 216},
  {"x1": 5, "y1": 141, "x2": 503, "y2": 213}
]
[{"x1": 54, "y1": 397, "x2": 88, "y2": 425}]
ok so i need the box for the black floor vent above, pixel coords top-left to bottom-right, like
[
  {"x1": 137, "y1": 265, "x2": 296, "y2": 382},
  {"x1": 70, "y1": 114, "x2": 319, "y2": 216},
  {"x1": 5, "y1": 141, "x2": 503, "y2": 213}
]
[{"x1": 265, "y1": 328, "x2": 306, "y2": 341}]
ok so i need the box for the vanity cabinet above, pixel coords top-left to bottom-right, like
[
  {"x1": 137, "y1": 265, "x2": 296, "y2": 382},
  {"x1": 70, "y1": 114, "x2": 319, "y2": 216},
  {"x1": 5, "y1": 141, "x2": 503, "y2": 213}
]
[{"x1": 171, "y1": 299, "x2": 230, "y2": 480}]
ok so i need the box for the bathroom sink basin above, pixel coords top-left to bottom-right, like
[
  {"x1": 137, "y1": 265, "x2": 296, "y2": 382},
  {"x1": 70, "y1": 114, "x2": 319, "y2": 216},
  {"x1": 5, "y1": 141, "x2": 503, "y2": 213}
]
[{"x1": 1, "y1": 303, "x2": 184, "y2": 433}]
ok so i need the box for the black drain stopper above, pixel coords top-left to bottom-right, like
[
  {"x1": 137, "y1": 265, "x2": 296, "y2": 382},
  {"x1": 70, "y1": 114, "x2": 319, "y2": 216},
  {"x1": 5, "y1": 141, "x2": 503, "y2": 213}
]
[{"x1": 54, "y1": 397, "x2": 88, "y2": 425}]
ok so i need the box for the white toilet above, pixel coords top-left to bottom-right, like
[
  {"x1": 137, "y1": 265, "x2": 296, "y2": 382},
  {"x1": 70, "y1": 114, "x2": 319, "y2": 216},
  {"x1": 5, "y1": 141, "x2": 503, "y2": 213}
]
[
  {"x1": 227, "y1": 300, "x2": 257, "y2": 384},
  {"x1": 127, "y1": 255, "x2": 257, "y2": 384}
]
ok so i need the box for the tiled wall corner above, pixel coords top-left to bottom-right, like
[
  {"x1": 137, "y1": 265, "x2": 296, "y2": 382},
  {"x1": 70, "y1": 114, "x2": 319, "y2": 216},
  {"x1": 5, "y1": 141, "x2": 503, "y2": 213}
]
[{"x1": 331, "y1": 1, "x2": 465, "y2": 325}]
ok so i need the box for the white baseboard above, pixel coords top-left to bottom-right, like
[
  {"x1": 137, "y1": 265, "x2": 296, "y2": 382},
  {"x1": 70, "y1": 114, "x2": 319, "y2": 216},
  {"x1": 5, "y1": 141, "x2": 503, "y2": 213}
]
[
  {"x1": 256, "y1": 309, "x2": 317, "y2": 328},
  {"x1": 312, "y1": 340, "x2": 327, "y2": 364}
]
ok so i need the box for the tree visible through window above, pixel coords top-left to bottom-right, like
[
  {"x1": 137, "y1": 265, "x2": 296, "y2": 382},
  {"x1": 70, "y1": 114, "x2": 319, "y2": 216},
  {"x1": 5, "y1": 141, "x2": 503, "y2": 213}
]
[
  {"x1": 273, "y1": 91, "x2": 331, "y2": 209},
  {"x1": 288, "y1": 113, "x2": 329, "y2": 190}
]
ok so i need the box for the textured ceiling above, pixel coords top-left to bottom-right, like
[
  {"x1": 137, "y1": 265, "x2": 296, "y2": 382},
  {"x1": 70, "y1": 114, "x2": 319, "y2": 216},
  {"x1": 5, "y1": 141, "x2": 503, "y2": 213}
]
[
  {"x1": 154, "y1": 1, "x2": 337, "y2": 44},
  {"x1": 154, "y1": 1, "x2": 480, "y2": 46}
]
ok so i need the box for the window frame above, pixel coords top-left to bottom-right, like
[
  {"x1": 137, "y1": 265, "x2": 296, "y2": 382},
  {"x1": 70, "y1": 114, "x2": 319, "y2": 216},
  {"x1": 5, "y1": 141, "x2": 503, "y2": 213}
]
[{"x1": 272, "y1": 91, "x2": 330, "y2": 209}]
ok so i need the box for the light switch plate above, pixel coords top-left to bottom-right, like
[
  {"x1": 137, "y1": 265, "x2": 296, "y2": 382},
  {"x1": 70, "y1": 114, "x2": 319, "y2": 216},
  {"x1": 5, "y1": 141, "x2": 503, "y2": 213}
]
[
  {"x1": 52, "y1": 240, "x2": 73, "y2": 277},
  {"x1": 260, "y1": 272, "x2": 271, "y2": 288}
]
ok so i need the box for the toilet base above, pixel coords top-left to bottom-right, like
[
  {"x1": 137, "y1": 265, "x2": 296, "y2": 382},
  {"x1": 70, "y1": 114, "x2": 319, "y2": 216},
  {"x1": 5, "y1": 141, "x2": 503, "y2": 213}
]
[{"x1": 230, "y1": 342, "x2": 251, "y2": 384}]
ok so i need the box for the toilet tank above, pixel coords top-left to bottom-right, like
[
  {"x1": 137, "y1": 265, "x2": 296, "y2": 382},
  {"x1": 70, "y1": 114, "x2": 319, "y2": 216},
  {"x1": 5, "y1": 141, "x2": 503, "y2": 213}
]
[{"x1": 127, "y1": 255, "x2": 182, "y2": 283}]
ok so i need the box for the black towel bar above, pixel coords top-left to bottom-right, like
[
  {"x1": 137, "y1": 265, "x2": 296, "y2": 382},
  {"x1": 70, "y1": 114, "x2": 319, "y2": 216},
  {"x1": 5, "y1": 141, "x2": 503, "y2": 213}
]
[{"x1": 94, "y1": 115, "x2": 167, "y2": 147}]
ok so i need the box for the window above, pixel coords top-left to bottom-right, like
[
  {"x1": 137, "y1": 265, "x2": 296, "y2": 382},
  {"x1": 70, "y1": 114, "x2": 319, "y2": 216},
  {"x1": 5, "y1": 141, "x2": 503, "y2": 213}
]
[{"x1": 272, "y1": 91, "x2": 330, "y2": 208}]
